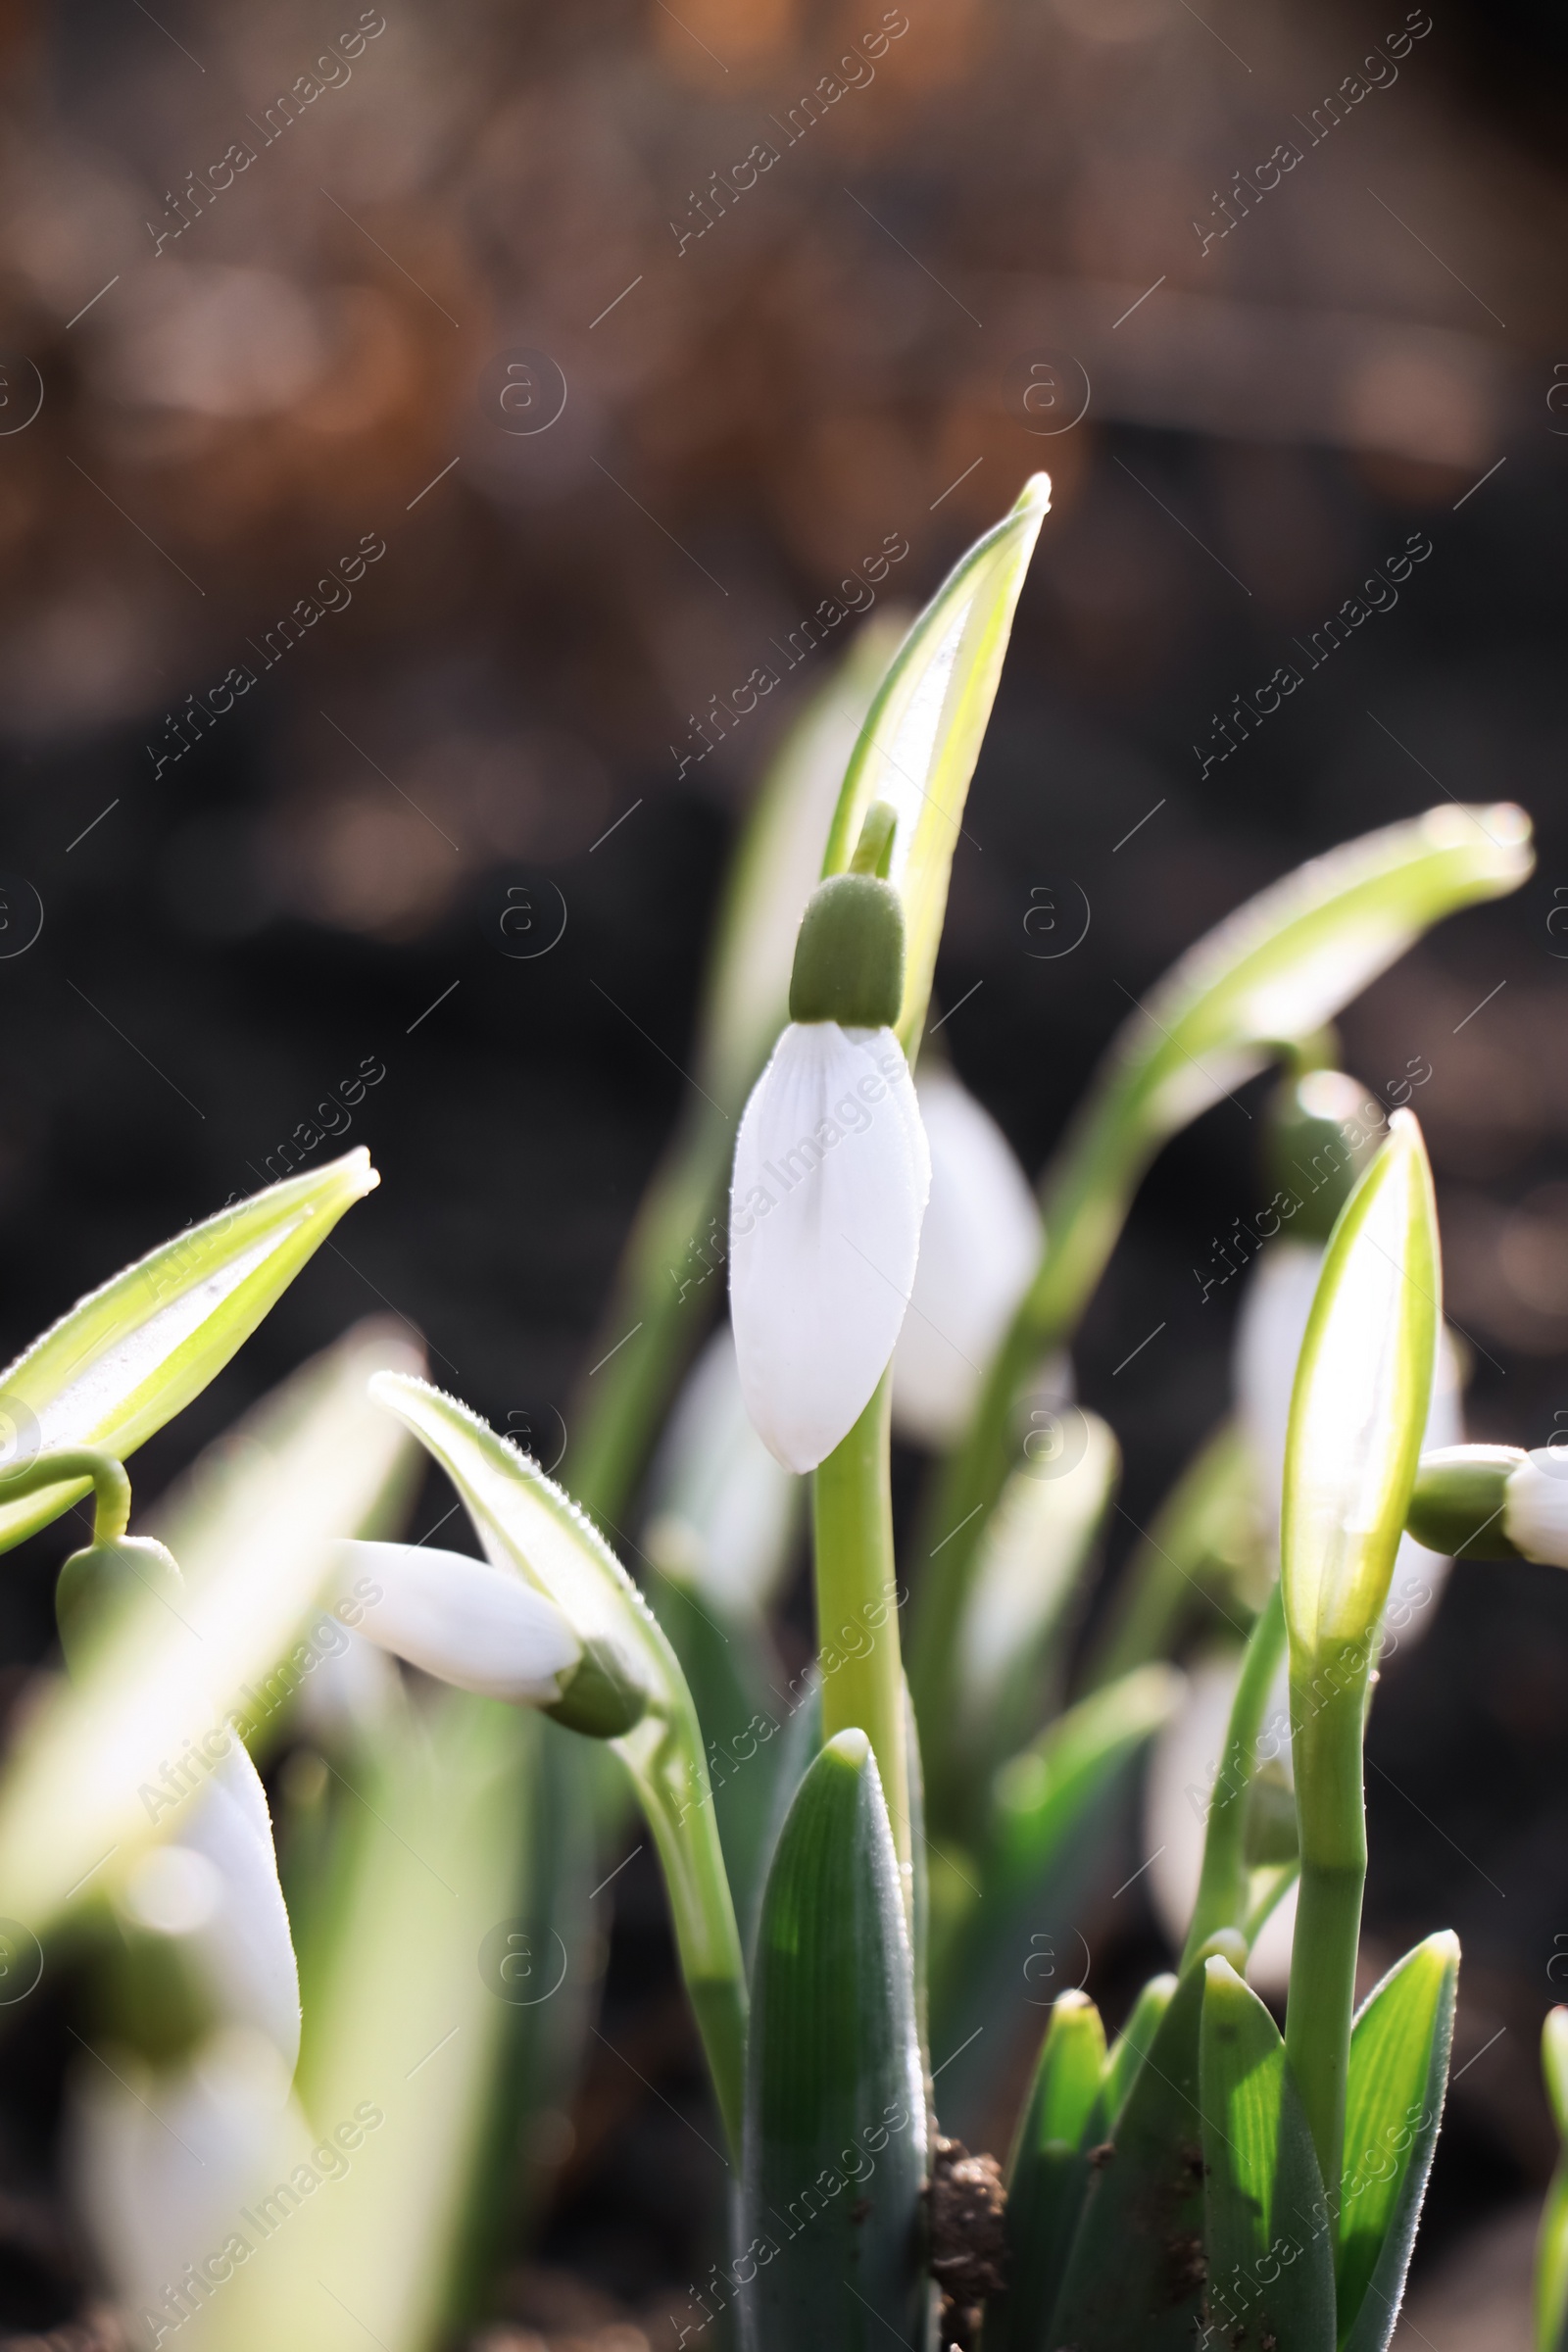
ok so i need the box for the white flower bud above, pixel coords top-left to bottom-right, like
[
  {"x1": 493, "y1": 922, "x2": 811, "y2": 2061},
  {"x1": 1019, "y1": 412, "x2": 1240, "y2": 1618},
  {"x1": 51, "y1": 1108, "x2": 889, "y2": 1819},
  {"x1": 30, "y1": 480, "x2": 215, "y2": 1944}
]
[
  {"x1": 326, "y1": 1539, "x2": 582, "y2": 1703},
  {"x1": 729, "y1": 1021, "x2": 931, "y2": 1473},
  {"x1": 122, "y1": 1740, "x2": 302, "y2": 2075},
  {"x1": 890, "y1": 1070, "x2": 1041, "y2": 1448},
  {"x1": 1504, "y1": 1449, "x2": 1568, "y2": 1565}
]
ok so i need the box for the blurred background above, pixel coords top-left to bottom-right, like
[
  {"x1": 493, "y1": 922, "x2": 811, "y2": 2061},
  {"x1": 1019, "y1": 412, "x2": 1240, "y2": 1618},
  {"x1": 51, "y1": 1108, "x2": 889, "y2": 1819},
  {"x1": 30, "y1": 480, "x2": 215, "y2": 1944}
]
[{"x1": 0, "y1": 0, "x2": 1565, "y2": 2341}]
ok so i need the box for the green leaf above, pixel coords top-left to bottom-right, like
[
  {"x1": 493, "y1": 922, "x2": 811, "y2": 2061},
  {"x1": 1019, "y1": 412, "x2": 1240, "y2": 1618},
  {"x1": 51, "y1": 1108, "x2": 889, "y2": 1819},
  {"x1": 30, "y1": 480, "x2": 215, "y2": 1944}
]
[
  {"x1": 930, "y1": 1665, "x2": 1182, "y2": 2133},
  {"x1": 1200, "y1": 1956, "x2": 1337, "y2": 2352},
  {"x1": 645, "y1": 1574, "x2": 787, "y2": 1957},
  {"x1": 1047, "y1": 1961, "x2": 1208, "y2": 2352},
  {"x1": 912, "y1": 804, "x2": 1533, "y2": 1764},
  {"x1": 820, "y1": 474, "x2": 1052, "y2": 1054},
  {"x1": 1283, "y1": 1113, "x2": 1441, "y2": 1670},
  {"x1": 1338, "y1": 1932, "x2": 1458, "y2": 2352},
  {"x1": 1096, "y1": 1974, "x2": 1179, "y2": 2140},
  {"x1": 992, "y1": 1989, "x2": 1106, "y2": 2352},
  {"x1": 701, "y1": 613, "x2": 908, "y2": 1106},
  {"x1": 1538, "y1": 2009, "x2": 1568, "y2": 2352},
  {"x1": 0, "y1": 1320, "x2": 416, "y2": 1936},
  {"x1": 741, "y1": 1728, "x2": 928, "y2": 2352},
  {"x1": 0, "y1": 1149, "x2": 380, "y2": 1552},
  {"x1": 368, "y1": 1372, "x2": 747, "y2": 2152}
]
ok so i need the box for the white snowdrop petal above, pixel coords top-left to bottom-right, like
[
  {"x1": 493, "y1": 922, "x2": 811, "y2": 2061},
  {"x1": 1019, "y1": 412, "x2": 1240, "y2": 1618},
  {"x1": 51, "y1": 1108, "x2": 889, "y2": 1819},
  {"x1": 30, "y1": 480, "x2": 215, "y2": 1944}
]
[
  {"x1": 1504, "y1": 1450, "x2": 1568, "y2": 1565},
  {"x1": 892, "y1": 1070, "x2": 1041, "y2": 1446},
  {"x1": 328, "y1": 1538, "x2": 582, "y2": 1702},
  {"x1": 180, "y1": 1743, "x2": 302, "y2": 2074},
  {"x1": 69, "y1": 2026, "x2": 310, "y2": 2311},
  {"x1": 729, "y1": 1022, "x2": 931, "y2": 1474}
]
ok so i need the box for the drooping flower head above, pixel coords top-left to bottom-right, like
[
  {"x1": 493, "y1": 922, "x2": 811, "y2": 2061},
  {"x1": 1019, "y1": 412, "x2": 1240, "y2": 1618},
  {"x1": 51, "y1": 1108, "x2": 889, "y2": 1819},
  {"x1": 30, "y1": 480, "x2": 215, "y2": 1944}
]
[{"x1": 729, "y1": 803, "x2": 931, "y2": 1473}]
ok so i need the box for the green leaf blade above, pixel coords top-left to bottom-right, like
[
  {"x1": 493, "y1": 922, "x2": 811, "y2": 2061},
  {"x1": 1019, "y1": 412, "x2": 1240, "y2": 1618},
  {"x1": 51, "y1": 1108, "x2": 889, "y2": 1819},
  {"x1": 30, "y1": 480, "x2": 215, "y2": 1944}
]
[
  {"x1": 820, "y1": 474, "x2": 1051, "y2": 1054},
  {"x1": 1046, "y1": 1961, "x2": 1208, "y2": 2352},
  {"x1": 368, "y1": 1372, "x2": 747, "y2": 2150},
  {"x1": 992, "y1": 1989, "x2": 1106, "y2": 2352},
  {"x1": 0, "y1": 1149, "x2": 380, "y2": 1552},
  {"x1": 1338, "y1": 1932, "x2": 1458, "y2": 2352},
  {"x1": 1200, "y1": 1956, "x2": 1337, "y2": 2352},
  {"x1": 741, "y1": 1728, "x2": 928, "y2": 2352},
  {"x1": 1283, "y1": 1113, "x2": 1441, "y2": 1669},
  {"x1": 0, "y1": 1320, "x2": 416, "y2": 1936}
]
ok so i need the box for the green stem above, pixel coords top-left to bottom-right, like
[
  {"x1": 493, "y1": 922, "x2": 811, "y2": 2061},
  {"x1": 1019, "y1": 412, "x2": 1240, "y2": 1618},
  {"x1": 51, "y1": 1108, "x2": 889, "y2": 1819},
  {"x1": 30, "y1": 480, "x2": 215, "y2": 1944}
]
[
  {"x1": 812, "y1": 1374, "x2": 912, "y2": 1906},
  {"x1": 1181, "y1": 1581, "x2": 1287, "y2": 1970},
  {"x1": 0, "y1": 1448, "x2": 131, "y2": 1545},
  {"x1": 1284, "y1": 1657, "x2": 1370, "y2": 2218}
]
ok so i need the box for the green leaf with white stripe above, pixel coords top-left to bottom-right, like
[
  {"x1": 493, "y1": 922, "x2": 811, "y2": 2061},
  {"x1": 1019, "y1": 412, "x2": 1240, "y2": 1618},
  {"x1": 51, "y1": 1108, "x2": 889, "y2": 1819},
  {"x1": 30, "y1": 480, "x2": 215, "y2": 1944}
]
[
  {"x1": 820, "y1": 474, "x2": 1052, "y2": 1054},
  {"x1": 0, "y1": 1150, "x2": 380, "y2": 1552},
  {"x1": 368, "y1": 1373, "x2": 747, "y2": 2153}
]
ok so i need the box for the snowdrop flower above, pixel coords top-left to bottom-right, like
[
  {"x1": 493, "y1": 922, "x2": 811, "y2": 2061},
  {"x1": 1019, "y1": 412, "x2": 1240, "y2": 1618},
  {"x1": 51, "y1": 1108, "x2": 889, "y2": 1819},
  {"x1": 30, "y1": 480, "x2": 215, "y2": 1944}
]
[
  {"x1": 56, "y1": 1537, "x2": 302, "y2": 2072},
  {"x1": 56, "y1": 1537, "x2": 312, "y2": 2329},
  {"x1": 891, "y1": 1068, "x2": 1041, "y2": 1447},
  {"x1": 324, "y1": 1537, "x2": 648, "y2": 1736},
  {"x1": 642, "y1": 1325, "x2": 799, "y2": 1615},
  {"x1": 1408, "y1": 1443, "x2": 1568, "y2": 1566},
  {"x1": 729, "y1": 803, "x2": 931, "y2": 1473},
  {"x1": 69, "y1": 2024, "x2": 313, "y2": 2329}
]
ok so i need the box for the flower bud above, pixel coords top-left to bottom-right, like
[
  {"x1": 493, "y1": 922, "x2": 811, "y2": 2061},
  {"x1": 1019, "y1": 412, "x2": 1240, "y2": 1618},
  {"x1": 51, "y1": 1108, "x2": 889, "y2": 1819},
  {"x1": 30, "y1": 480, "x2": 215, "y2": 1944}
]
[
  {"x1": 56, "y1": 1536, "x2": 302, "y2": 2073},
  {"x1": 1405, "y1": 1444, "x2": 1528, "y2": 1559},
  {"x1": 729, "y1": 1022, "x2": 930, "y2": 1472}
]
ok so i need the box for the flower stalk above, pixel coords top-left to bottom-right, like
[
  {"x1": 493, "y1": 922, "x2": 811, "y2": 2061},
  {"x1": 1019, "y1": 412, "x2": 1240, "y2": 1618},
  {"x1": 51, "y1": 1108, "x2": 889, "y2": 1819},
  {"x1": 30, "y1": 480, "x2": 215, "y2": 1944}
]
[{"x1": 811, "y1": 1373, "x2": 912, "y2": 1905}]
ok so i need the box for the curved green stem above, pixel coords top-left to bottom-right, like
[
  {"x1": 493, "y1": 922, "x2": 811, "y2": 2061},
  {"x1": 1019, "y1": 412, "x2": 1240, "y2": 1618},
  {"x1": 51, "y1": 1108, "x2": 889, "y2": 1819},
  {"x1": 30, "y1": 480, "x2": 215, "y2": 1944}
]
[
  {"x1": 812, "y1": 1375, "x2": 913, "y2": 1911},
  {"x1": 0, "y1": 1448, "x2": 131, "y2": 1545},
  {"x1": 1181, "y1": 1581, "x2": 1287, "y2": 1970}
]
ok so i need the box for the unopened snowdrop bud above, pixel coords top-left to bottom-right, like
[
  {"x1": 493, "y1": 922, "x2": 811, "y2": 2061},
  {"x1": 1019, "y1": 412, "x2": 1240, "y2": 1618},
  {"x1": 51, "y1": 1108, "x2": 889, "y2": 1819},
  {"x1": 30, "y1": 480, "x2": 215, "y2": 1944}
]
[
  {"x1": 892, "y1": 1069, "x2": 1041, "y2": 1447},
  {"x1": 55, "y1": 1536, "x2": 303, "y2": 2071},
  {"x1": 327, "y1": 1538, "x2": 649, "y2": 1735},
  {"x1": 729, "y1": 804, "x2": 931, "y2": 1474},
  {"x1": 1405, "y1": 1443, "x2": 1550, "y2": 1560}
]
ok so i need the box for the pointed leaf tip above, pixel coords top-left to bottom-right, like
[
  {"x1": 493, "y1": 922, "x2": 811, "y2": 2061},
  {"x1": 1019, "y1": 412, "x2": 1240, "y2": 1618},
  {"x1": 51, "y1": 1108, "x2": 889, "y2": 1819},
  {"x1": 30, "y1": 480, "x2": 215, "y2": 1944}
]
[
  {"x1": 0, "y1": 1147, "x2": 382, "y2": 1552},
  {"x1": 826, "y1": 1726, "x2": 871, "y2": 1769}
]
